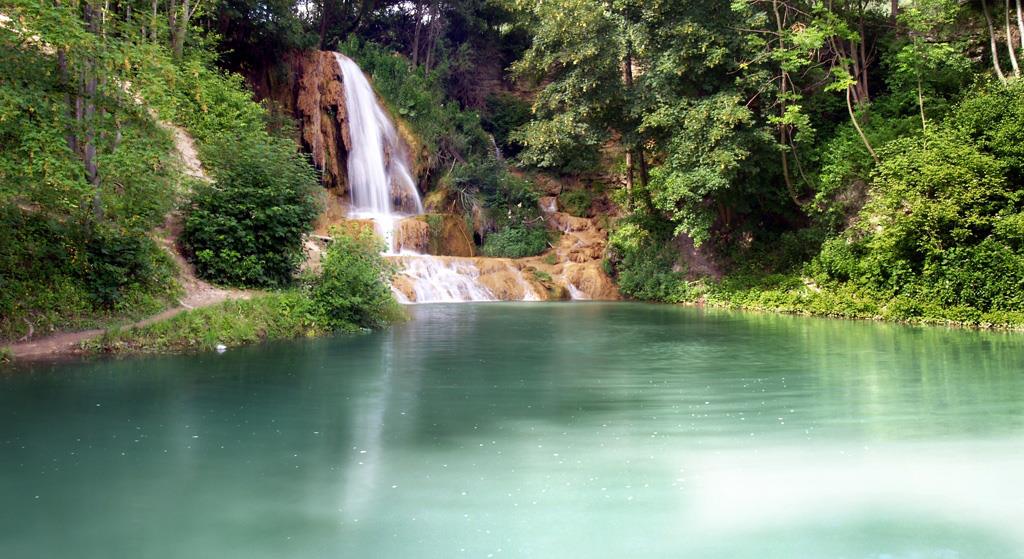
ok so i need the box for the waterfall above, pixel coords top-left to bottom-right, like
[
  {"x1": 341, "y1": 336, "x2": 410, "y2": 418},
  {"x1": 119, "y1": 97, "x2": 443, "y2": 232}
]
[
  {"x1": 334, "y1": 54, "x2": 539, "y2": 304},
  {"x1": 335, "y1": 53, "x2": 423, "y2": 252}
]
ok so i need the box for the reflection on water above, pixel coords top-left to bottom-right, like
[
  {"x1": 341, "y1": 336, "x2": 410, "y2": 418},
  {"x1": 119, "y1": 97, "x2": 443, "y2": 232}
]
[{"x1": 2, "y1": 303, "x2": 1023, "y2": 558}]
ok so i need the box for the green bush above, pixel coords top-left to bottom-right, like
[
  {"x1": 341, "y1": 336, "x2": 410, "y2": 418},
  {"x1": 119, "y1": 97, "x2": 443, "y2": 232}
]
[
  {"x1": 182, "y1": 137, "x2": 321, "y2": 288},
  {"x1": 805, "y1": 83, "x2": 1024, "y2": 319},
  {"x1": 482, "y1": 92, "x2": 531, "y2": 157},
  {"x1": 307, "y1": 228, "x2": 403, "y2": 330},
  {"x1": 511, "y1": 114, "x2": 603, "y2": 175},
  {"x1": 606, "y1": 218, "x2": 684, "y2": 302},
  {"x1": 560, "y1": 189, "x2": 593, "y2": 217},
  {"x1": 0, "y1": 207, "x2": 178, "y2": 341},
  {"x1": 82, "y1": 223, "x2": 177, "y2": 307},
  {"x1": 482, "y1": 226, "x2": 550, "y2": 258}
]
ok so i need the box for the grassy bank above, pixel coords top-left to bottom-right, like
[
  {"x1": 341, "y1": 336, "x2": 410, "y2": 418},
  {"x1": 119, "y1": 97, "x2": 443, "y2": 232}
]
[
  {"x1": 87, "y1": 292, "x2": 330, "y2": 354},
  {"x1": 673, "y1": 274, "x2": 1024, "y2": 330},
  {"x1": 86, "y1": 228, "x2": 404, "y2": 355}
]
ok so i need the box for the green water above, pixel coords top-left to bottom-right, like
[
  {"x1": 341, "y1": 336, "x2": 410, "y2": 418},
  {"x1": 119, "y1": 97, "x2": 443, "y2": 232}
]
[{"x1": 2, "y1": 303, "x2": 1023, "y2": 558}]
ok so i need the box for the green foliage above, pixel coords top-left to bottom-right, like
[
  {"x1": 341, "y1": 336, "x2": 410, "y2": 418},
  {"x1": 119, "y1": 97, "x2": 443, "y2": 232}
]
[
  {"x1": 443, "y1": 158, "x2": 546, "y2": 251},
  {"x1": 606, "y1": 219, "x2": 685, "y2": 302},
  {"x1": 560, "y1": 189, "x2": 593, "y2": 217},
  {"x1": 307, "y1": 228, "x2": 403, "y2": 330},
  {"x1": 339, "y1": 37, "x2": 493, "y2": 170},
  {"x1": 812, "y1": 130, "x2": 1019, "y2": 310},
  {"x1": 182, "y1": 137, "x2": 321, "y2": 288},
  {"x1": 0, "y1": 3, "x2": 185, "y2": 341},
  {"x1": 164, "y1": 56, "x2": 270, "y2": 146},
  {"x1": 511, "y1": 115, "x2": 604, "y2": 174},
  {"x1": 482, "y1": 92, "x2": 531, "y2": 157},
  {"x1": 507, "y1": 0, "x2": 626, "y2": 175},
  {"x1": 532, "y1": 269, "x2": 553, "y2": 283},
  {"x1": 0, "y1": 207, "x2": 179, "y2": 341},
  {"x1": 608, "y1": 83, "x2": 1024, "y2": 330},
  {"x1": 482, "y1": 226, "x2": 550, "y2": 258},
  {"x1": 89, "y1": 228, "x2": 404, "y2": 355},
  {"x1": 83, "y1": 223, "x2": 177, "y2": 307},
  {"x1": 89, "y1": 292, "x2": 323, "y2": 354},
  {"x1": 646, "y1": 93, "x2": 774, "y2": 245},
  {"x1": 804, "y1": 83, "x2": 1024, "y2": 319},
  {"x1": 808, "y1": 113, "x2": 919, "y2": 231}
]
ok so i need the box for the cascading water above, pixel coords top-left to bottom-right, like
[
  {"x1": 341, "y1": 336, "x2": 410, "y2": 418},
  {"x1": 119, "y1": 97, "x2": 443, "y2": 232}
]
[
  {"x1": 335, "y1": 53, "x2": 423, "y2": 252},
  {"x1": 335, "y1": 54, "x2": 539, "y2": 303}
]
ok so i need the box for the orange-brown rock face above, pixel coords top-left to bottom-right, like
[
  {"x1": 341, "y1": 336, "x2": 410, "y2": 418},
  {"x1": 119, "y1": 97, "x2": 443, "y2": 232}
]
[
  {"x1": 395, "y1": 218, "x2": 430, "y2": 253},
  {"x1": 517, "y1": 209, "x2": 621, "y2": 301},
  {"x1": 293, "y1": 51, "x2": 350, "y2": 196},
  {"x1": 313, "y1": 190, "x2": 352, "y2": 236},
  {"x1": 395, "y1": 215, "x2": 475, "y2": 257}
]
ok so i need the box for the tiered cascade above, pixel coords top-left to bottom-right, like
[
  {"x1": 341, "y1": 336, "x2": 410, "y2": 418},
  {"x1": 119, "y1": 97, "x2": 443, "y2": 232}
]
[{"x1": 333, "y1": 53, "x2": 614, "y2": 301}]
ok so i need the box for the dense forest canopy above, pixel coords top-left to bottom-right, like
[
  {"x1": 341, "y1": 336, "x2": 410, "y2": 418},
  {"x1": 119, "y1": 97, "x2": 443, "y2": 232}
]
[{"x1": 2, "y1": 0, "x2": 1024, "y2": 340}]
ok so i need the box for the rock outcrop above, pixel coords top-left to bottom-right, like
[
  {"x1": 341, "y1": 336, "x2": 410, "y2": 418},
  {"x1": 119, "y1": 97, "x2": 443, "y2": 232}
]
[
  {"x1": 288, "y1": 51, "x2": 351, "y2": 197},
  {"x1": 395, "y1": 215, "x2": 475, "y2": 257},
  {"x1": 521, "y1": 208, "x2": 620, "y2": 301}
]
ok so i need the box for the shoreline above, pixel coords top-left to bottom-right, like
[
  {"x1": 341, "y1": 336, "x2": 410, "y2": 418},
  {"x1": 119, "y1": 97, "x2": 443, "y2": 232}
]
[{"x1": 7, "y1": 295, "x2": 1022, "y2": 366}]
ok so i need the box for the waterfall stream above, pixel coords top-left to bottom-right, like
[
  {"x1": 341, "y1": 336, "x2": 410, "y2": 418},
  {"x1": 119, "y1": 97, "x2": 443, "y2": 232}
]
[{"x1": 334, "y1": 54, "x2": 537, "y2": 303}]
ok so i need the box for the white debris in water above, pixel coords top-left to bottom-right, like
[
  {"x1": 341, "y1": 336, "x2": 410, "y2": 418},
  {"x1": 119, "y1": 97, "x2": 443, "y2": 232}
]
[{"x1": 215, "y1": 343, "x2": 227, "y2": 353}]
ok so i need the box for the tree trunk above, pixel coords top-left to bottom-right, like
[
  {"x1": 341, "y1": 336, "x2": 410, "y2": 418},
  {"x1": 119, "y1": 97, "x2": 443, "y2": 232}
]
[
  {"x1": 318, "y1": 0, "x2": 328, "y2": 49},
  {"x1": 412, "y1": 0, "x2": 424, "y2": 66},
  {"x1": 82, "y1": 1, "x2": 102, "y2": 220},
  {"x1": 621, "y1": 43, "x2": 635, "y2": 209},
  {"x1": 54, "y1": 1, "x2": 78, "y2": 156},
  {"x1": 1016, "y1": 0, "x2": 1024, "y2": 51},
  {"x1": 424, "y1": 0, "x2": 441, "y2": 72},
  {"x1": 772, "y1": 0, "x2": 799, "y2": 206},
  {"x1": 168, "y1": 0, "x2": 179, "y2": 53},
  {"x1": 174, "y1": 0, "x2": 189, "y2": 60},
  {"x1": 983, "y1": 0, "x2": 1009, "y2": 83},
  {"x1": 1006, "y1": 0, "x2": 1021, "y2": 76},
  {"x1": 847, "y1": 86, "x2": 878, "y2": 164},
  {"x1": 150, "y1": 0, "x2": 157, "y2": 40},
  {"x1": 624, "y1": 150, "x2": 634, "y2": 210},
  {"x1": 858, "y1": 11, "x2": 870, "y2": 102}
]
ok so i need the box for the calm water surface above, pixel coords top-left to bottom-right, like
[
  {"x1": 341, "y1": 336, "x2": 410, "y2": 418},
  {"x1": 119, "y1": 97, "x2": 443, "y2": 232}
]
[{"x1": 2, "y1": 303, "x2": 1023, "y2": 558}]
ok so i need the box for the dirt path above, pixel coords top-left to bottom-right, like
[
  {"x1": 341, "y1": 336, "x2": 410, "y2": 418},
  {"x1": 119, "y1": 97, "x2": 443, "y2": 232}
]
[
  {"x1": 5, "y1": 121, "x2": 251, "y2": 362},
  {"x1": 6, "y1": 215, "x2": 252, "y2": 361}
]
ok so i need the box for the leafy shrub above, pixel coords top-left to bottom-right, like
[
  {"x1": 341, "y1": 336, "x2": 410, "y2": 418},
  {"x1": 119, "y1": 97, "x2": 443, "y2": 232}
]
[
  {"x1": 307, "y1": 228, "x2": 402, "y2": 330},
  {"x1": 511, "y1": 114, "x2": 603, "y2": 174},
  {"x1": 0, "y1": 207, "x2": 177, "y2": 340},
  {"x1": 482, "y1": 226, "x2": 549, "y2": 258},
  {"x1": 482, "y1": 92, "x2": 531, "y2": 157},
  {"x1": 615, "y1": 246, "x2": 682, "y2": 302},
  {"x1": 166, "y1": 56, "x2": 269, "y2": 147},
  {"x1": 82, "y1": 223, "x2": 177, "y2": 307},
  {"x1": 560, "y1": 189, "x2": 593, "y2": 217},
  {"x1": 809, "y1": 84, "x2": 1024, "y2": 317},
  {"x1": 606, "y1": 219, "x2": 684, "y2": 302},
  {"x1": 182, "y1": 137, "x2": 321, "y2": 288}
]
